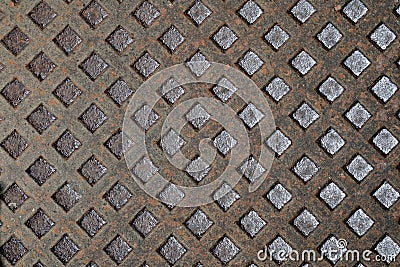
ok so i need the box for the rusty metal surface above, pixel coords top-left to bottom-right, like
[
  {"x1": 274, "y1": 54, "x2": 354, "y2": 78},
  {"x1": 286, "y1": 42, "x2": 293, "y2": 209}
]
[{"x1": 0, "y1": 0, "x2": 399, "y2": 266}]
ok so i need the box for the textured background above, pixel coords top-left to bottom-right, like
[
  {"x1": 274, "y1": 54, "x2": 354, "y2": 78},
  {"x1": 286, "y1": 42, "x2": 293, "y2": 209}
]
[{"x1": 0, "y1": 0, "x2": 399, "y2": 266}]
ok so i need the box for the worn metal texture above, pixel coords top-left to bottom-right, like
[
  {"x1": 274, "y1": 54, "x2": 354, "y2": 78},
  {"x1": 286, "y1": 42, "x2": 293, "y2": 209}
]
[{"x1": 0, "y1": 0, "x2": 399, "y2": 266}]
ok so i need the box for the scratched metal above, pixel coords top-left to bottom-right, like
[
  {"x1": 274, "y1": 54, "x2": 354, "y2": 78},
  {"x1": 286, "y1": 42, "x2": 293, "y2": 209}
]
[{"x1": 0, "y1": 0, "x2": 399, "y2": 266}]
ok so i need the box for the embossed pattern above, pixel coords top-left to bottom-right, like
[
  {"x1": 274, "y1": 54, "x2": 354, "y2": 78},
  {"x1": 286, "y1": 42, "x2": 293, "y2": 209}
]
[{"x1": 0, "y1": 0, "x2": 399, "y2": 266}]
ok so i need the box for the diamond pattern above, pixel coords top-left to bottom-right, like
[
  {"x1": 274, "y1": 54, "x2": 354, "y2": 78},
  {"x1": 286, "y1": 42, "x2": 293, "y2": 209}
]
[
  {"x1": 159, "y1": 77, "x2": 185, "y2": 104},
  {"x1": 79, "y1": 155, "x2": 107, "y2": 185},
  {"x1": 78, "y1": 209, "x2": 107, "y2": 237},
  {"x1": 106, "y1": 78, "x2": 133, "y2": 106},
  {"x1": 375, "y1": 235, "x2": 400, "y2": 263},
  {"x1": 160, "y1": 26, "x2": 185, "y2": 52},
  {"x1": 291, "y1": 50, "x2": 316, "y2": 75},
  {"x1": 239, "y1": 103, "x2": 265, "y2": 129},
  {"x1": 317, "y1": 23, "x2": 342, "y2": 49},
  {"x1": 371, "y1": 76, "x2": 398, "y2": 103},
  {"x1": 186, "y1": 157, "x2": 210, "y2": 182},
  {"x1": 158, "y1": 183, "x2": 185, "y2": 209},
  {"x1": 186, "y1": 51, "x2": 210, "y2": 77},
  {"x1": 187, "y1": 1, "x2": 211, "y2": 25},
  {"x1": 320, "y1": 236, "x2": 347, "y2": 264},
  {"x1": 0, "y1": 236, "x2": 28, "y2": 265},
  {"x1": 372, "y1": 128, "x2": 398, "y2": 155},
  {"x1": 213, "y1": 25, "x2": 238, "y2": 50},
  {"x1": 319, "y1": 182, "x2": 346, "y2": 209},
  {"x1": 343, "y1": 0, "x2": 368, "y2": 23},
  {"x1": 212, "y1": 236, "x2": 240, "y2": 264},
  {"x1": 319, "y1": 128, "x2": 346, "y2": 156},
  {"x1": 80, "y1": 52, "x2": 108, "y2": 81},
  {"x1": 293, "y1": 209, "x2": 319, "y2": 236},
  {"x1": 51, "y1": 235, "x2": 80, "y2": 264},
  {"x1": 159, "y1": 236, "x2": 187, "y2": 265},
  {"x1": 106, "y1": 26, "x2": 134, "y2": 54},
  {"x1": 239, "y1": 210, "x2": 266, "y2": 237},
  {"x1": 186, "y1": 104, "x2": 210, "y2": 129},
  {"x1": 343, "y1": 50, "x2": 371, "y2": 77},
  {"x1": 214, "y1": 183, "x2": 240, "y2": 211},
  {"x1": 132, "y1": 156, "x2": 159, "y2": 183},
  {"x1": 265, "y1": 129, "x2": 291, "y2": 156},
  {"x1": 265, "y1": 24, "x2": 289, "y2": 50},
  {"x1": 52, "y1": 182, "x2": 81, "y2": 212},
  {"x1": 160, "y1": 129, "x2": 186, "y2": 156},
  {"x1": 81, "y1": 0, "x2": 108, "y2": 29},
  {"x1": 53, "y1": 130, "x2": 81, "y2": 158},
  {"x1": 134, "y1": 1, "x2": 160, "y2": 27},
  {"x1": 25, "y1": 208, "x2": 55, "y2": 238},
  {"x1": 53, "y1": 25, "x2": 82, "y2": 55},
  {"x1": 266, "y1": 183, "x2": 292, "y2": 210},
  {"x1": 1, "y1": 130, "x2": 29, "y2": 159},
  {"x1": 28, "y1": 1, "x2": 57, "y2": 29},
  {"x1": 291, "y1": 102, "x2": 319, "y2": 129},
  {"x1": 104, "y1": 235, "x2": 132, "y2": 264},
  {"x1": 27, "y1": 104, "x2": 57, "y2": 134},
  {"x1": 53, "y1": 78, "x2": 81, "y2": 107},
  {"x1": 291, "y1": 0, "x2": 316, "y2": 23},
  {"x1": 238, "y1": 0, "x2": 263, "y2": 24},
  {"x1": 2, "y1": 26, "x2": 30, "y2": 56},
  {"x1": 133, "y1": 104, "x2": 159, "y2": 131},
  {"x1": 268, "y1": 236, "x2": 293, "y2": 264},
  {"x1": 104, "y1": 130, "x2": 134, "y2": 159},
  {"x1": 373, "y1": 181, "x2": 399, "y2": 209},
  {"x1": 1, "y1": 183, "x2": 28, "y2": 212},
  {"x1": 133, "y1": 52, "x2": 160, "y2": 78},
  {"x1": 345, "y1": 102, "x2": 371, "y2": 129},
  {"x1": 292, "y1": 156, "x2": 319, "y2": 182},
  {"x1": 27, "y1": 156, "x2": 56, "y2": 185},
  {"x1": 1, "y1": 78, "x2": 30, "y2": 108},
  {"x1": 370, "y1": 23, "x2": 396, "y2": 50},
  {"x1": 131, "y1": 208, "x2": 158, "y2": 237},
  {"x1": 239, "y1": 156, "x2": 265, "y2": 183},
  {"x1": 27, "y1": 52, "x2": 56, "y2": 81},
  {"x1": 346, "y1": 154, "x2": 373, "y2": 182},
  {"x1": 238, "y1": 50, "x2": 264, "y2": 76},
  {"x1": 185, "y1": 209, "x2": 213, "y2": 238},
  {"x1": 265, "y1": 77, "x2": 290, "y2": 102},
  {"x1": 79, "y1": 103, "x2": 107, "y2": 133},
  {"x1": 104, "y1": 182, "x2": 132, "y2": 210},
  {"x1": 346, "y1": 208, "x2": 374, "y2": 236},
  {"x1": 318, "y1": 76, "x2": 345, "y2": 102},
  {"x1": 1, "y1": 1, "x2": 399, "y2": 265},
  {"x1": 213, "y1": 77, "x2": 238, "y2": 102},
  {"x1": 213, "y1": 130, "x2": 237, "y2": 156}
]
